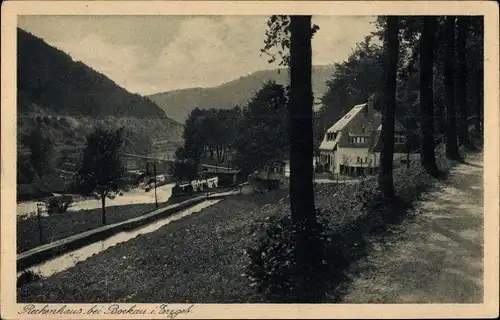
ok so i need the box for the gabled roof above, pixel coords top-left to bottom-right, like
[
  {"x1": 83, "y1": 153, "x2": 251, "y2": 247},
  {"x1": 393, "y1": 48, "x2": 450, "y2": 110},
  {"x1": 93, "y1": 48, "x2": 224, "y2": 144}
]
[
  {"x1": 319, "y1": 132, "x2": 341, "y2": 150},
  {"x1": 326, "y1": 103, "x2": 367, "y2": 133},
  {"x1": 319, "y1": 103, "x2": 368, "y2": 151}
]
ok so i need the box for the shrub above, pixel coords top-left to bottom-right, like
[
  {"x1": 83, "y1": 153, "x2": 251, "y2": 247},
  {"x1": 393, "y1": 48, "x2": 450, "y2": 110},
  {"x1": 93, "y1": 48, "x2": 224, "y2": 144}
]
[
  {"x1": 17, "y1": 270, "x2": 42, "y2": 288},
  {"x1": 44, "y1": 195, "x2": 73, "y2": 215},
  {"x1": 58, "y1": 117, "x2": 70, "y2": 127},
  {"x1": 246, "y1": 209, "x2": 331, "y2": 302}
]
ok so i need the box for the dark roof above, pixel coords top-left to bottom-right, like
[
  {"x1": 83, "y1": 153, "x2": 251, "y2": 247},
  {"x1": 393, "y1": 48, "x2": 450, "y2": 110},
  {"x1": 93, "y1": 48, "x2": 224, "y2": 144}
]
[{"x1": 371, "y1": 135, "x2": 420, "y2": 154}]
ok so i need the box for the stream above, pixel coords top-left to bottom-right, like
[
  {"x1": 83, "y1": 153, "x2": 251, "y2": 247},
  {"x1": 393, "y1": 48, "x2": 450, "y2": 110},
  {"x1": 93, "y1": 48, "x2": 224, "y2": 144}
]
[{"x1": 18, "y1": 199, "x2": 221, "y2": 278}]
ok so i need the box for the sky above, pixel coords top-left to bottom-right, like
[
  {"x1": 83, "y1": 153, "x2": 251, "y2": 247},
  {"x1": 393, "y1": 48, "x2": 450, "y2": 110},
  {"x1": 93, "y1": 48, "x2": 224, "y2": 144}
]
[{"x1": 18, "y1": 15, "x2": 377, "y2": 95}]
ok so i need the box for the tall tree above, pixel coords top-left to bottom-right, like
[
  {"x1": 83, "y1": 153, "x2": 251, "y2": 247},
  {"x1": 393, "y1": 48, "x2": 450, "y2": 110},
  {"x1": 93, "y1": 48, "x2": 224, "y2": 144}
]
[
  {"x1": 289, "y1": 16, "x2": 316, "y2": 226},
  {"x1": 233, "y1": 81, "x2": 289, "y2": 176},
  {"x1": 182, "y1": 108, "x2": 205, "y2": 164},
  {"x1": 261, "y1": 15, "x2": 320, "y2": 301},
  {"x1": 76, "y1": 127, "x2": 125, "y2": 225},
  {"x1": 260, "y1": 15, "x2": 319, "y2": 227},
  {"x1": 443, "y1": 16, "x2": 461, "y2": 160},
  {"x1": 470, "y1": 17, "x2": 484, "y2": 141},
  {"x1": 456, "y1": 16, "x2": 472, "y2": 147},
  {"x1": 21, "y1": 128, "x2": 54, "y2": 179},
  {"x1": 419, "y1": 16, "x2": 440, "y2": 176},
  {"x1": 377, "y1": 16, "x2": 400, "y2": 198}
]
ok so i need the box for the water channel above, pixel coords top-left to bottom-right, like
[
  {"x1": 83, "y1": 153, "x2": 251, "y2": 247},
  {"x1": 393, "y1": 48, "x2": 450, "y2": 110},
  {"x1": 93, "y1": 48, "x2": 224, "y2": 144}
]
[{"x1": 18, "y1": 199, "x2": 221, "y2": 278}]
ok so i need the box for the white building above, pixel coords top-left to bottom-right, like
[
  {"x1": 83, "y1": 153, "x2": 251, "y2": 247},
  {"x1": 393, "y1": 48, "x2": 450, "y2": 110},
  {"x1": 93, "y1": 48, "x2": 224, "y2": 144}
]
[{"x1": 318, "y1": 101, "x2": 419, "y2": 176}]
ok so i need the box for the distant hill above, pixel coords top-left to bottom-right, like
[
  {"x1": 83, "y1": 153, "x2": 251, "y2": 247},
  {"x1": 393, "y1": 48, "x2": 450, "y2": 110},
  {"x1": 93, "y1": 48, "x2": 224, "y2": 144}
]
[
  {"x1": 148, "y1": 65, "x2": 335, "y2": 124},
  {"x1": 16, "y1": 28, "x2": 183, "y2": 198},
  {"x1": 17, "y1": 27, "x2": 183, "y2": 151},
  {"x1": 17, "y1": 27, "x2": 180, "y2": 122}
]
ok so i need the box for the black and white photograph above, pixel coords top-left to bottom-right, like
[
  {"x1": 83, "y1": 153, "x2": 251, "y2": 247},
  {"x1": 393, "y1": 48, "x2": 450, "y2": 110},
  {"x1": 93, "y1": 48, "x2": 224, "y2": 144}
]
[{"x1": 1, "y1": 1, "x2": 499, "y2": 318}]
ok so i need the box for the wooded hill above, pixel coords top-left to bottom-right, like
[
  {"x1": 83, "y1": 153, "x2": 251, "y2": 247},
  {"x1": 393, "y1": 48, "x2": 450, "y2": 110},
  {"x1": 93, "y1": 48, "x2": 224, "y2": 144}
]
[
  {"x1": 17, "y1": 28, "x2": 183, "y2": 198},
  {"x1": 148, "y1": 65, "x2": 334, "y2": 123},
  {"x1": 17, "y1": 27, "x2": 183, "y2": 154},
  {"x1": 18, "y1": 28, "x2": 177, "y2": 120}
]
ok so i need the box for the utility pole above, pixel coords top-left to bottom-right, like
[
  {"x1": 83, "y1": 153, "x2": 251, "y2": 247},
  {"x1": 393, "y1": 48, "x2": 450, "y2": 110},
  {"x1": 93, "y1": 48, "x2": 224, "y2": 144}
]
[
  {"x1": 153, "y1": 160, "x2": 158, "y2": 208},
  {"x1": 36, "y1": 203, "x2": 43, "y2": 245},
  {"x1": 406, "y1": 137, "x2": 411, "y2": 169}
]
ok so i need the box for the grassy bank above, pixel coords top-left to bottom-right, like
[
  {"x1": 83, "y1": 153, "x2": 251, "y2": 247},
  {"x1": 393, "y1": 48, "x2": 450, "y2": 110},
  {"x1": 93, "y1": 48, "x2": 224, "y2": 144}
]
[
  {"x1": 17, "y1": 186, "x2": 237, "y2": 254},
  {"x1": 18, "y1": 148, "x2": 458, "y2": 302}
]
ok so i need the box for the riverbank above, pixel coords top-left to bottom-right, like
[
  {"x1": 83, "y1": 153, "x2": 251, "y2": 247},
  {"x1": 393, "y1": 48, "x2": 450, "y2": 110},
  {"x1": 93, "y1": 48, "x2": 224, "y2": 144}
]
[
  {"x1": 17, "y1": 184, "x2": 239, "y2": 254},
  {"x1": 16, "y1": 182, "x2": 176, "y2": 219}
]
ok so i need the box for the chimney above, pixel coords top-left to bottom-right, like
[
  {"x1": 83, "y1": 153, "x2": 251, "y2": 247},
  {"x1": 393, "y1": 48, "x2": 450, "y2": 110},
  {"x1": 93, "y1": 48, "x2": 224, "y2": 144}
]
[{"x1": 366, "y1": 94, "x2": 376, "y2": 119}]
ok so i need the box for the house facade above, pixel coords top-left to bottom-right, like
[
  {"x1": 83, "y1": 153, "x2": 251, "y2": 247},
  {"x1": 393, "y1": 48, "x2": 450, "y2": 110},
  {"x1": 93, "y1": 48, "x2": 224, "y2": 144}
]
[{"x1": 318, "y1": 101, "x2": 419, "y2": 176}]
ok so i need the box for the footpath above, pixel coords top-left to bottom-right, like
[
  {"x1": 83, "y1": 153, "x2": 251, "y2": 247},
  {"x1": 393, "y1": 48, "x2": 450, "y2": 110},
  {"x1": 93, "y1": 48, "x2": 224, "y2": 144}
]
[{"x1": 342, "y1": 152, "x2": 484, "y2": 303}]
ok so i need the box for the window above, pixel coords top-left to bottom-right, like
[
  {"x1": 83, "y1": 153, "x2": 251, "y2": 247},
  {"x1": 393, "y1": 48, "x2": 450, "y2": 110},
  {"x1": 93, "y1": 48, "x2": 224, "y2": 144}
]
[
  {"x1": 365, "y1": 157, "x2": 368, "y2": 162},
  {"x1": 362, "y1": 127, "x2": 365, "y2": 134},
  {"x1": 351, "y1": 136, "x2": 365, "y2": 144},
  {"x1": 357, "y1": 157, "x2": 361, "y2": 163},
  {"x1": 395, "y1": 135, "x2": 406, "y2": 144}
]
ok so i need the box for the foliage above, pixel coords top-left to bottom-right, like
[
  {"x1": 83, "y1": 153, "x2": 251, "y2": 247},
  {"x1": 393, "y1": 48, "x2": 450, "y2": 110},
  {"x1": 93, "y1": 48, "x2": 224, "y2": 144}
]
[
  {"x1": 233, "y1": 81, "x2": 289, "y2": 176},
  {"x1": 318, "y1": 15, "x2": 483, "y2": 145},
  {"x1": 172, "y1": 159, "x2": 199, "y2": 182},
  {"x1": 75, "y1": 127, "x2": 125, "y2": 198},
  {"x1": 261, "y1": 15, "x2": 320, "y2": 67},
  {"x1": 44, "y1": 195, "x2": 73, "y2": 215},
  {"x1": 319, "y1": 35, "x2": 384, "y2": 129},
  {"x1": 17, "y1": 270, "x2": 42, "y2": 288},
  {"x1": 246, "y1": 209, "x2": 330, "y2": 302},
  {"x1": 179, "y1": 81, "x2": 288, "y2": 178},
  {"x1": 180, "y1": 107, "x2": 243, "y2": 165},
  {"x1": 20, "y1": 128, "x2": 54, "y2": 179},
  {"x1": 17, "y1": 153, "x2": 37, "y2": 184}
]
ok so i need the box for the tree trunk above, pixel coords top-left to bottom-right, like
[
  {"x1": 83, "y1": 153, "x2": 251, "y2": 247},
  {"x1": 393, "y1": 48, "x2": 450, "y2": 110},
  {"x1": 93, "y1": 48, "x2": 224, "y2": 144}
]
[
  {"x1": 474, "y1": 24, "x2": 483, "y2": 141},
  {"x1": 444, "y1": 16, "x2": 461, "y2": 160},
  {"x1": 101, "y1": 192, "x2": 106, "y2": 225},
  {"x1": 289, "y1": 16, "x2": 316, "y2": 226},
  {"x1": 475, "y1": 67, "x2": 483, "y2": 139},
  {"x1": 377, "y1": 16, "x2": 399, "y2": 198},
  {"x1": 290, "y1": 15, "x2": 318, "y2": 302},
  {"x1": 216, "y1": 145, "x2": 221, "y2": 163},
  {"x1": 419, "y1": 16, "x2": 439, "y2": 177},
  {"x1": 456, "y1": 16, "x2": 471, "y2": 147}
]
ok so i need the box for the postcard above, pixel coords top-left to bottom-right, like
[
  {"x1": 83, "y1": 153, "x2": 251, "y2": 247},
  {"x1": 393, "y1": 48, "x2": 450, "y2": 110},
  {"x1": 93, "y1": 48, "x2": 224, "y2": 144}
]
[{"x1": 1, "y1": 1, "x2": 498, "y2": 319}]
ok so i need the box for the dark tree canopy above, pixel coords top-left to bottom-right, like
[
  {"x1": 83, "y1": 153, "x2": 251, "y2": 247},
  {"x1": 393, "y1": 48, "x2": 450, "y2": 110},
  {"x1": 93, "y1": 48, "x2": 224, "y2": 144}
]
[
  {"x1": 76, "y1": 127, "x2": 125, "y2": 197},
  {"x1": 233, "y1": 81, "x2": 289, "y2": 176},
  {"x1": 21, "y1": 128, "x2": 54, "y2": 179}
]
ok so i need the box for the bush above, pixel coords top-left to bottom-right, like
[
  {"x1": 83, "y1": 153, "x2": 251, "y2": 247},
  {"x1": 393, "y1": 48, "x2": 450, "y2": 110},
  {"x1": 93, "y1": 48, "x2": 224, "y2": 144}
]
[
  {"x1": 245, "y1": 209, "x2": 331, "y2": 302},
  {"x1": 44, "y1": 195, "x2": 73, "y2": 214},
  {"x1": 17, "y1": 270, "x2": 42, "y2": 288}
]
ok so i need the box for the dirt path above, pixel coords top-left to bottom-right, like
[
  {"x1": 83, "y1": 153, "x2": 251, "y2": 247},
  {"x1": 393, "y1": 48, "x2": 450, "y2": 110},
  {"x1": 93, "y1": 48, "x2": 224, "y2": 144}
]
[{"x1": 342, "y1": 152, "x2": 483, "y2": 303}]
